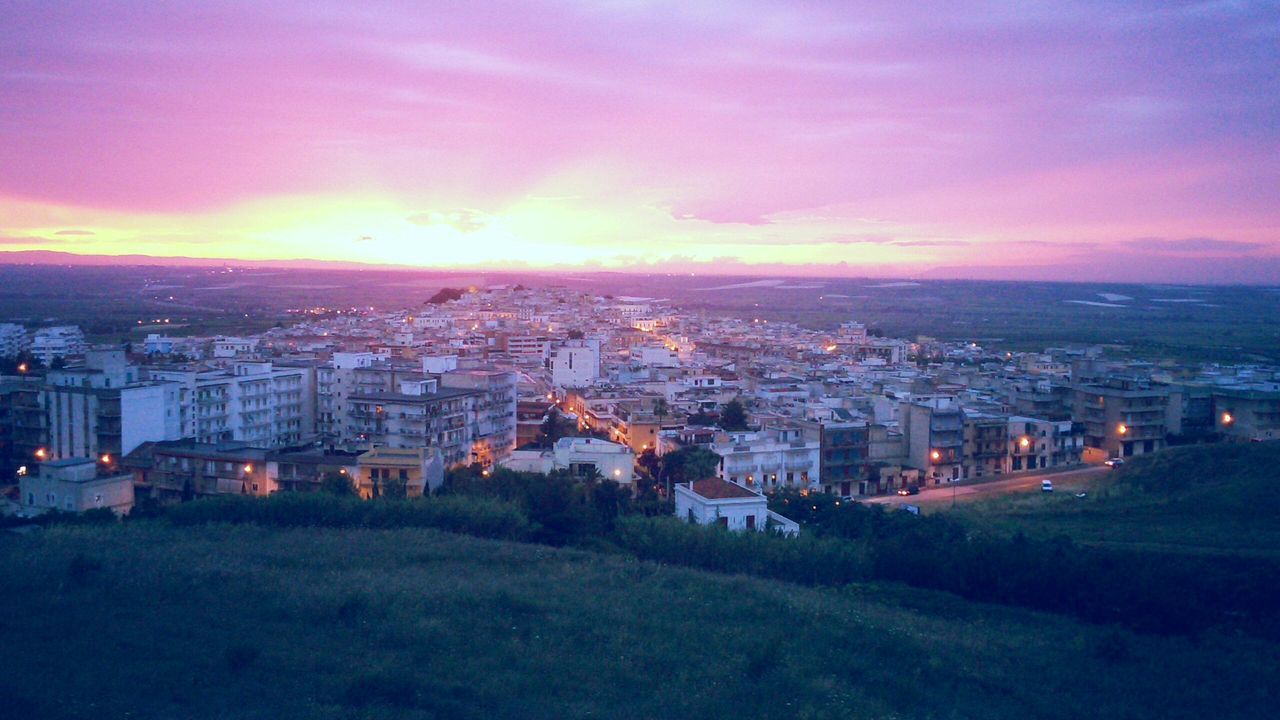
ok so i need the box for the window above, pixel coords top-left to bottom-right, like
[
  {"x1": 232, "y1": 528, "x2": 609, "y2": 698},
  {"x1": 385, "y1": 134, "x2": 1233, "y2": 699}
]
[{"x1": 746, "y1": 515, "x2": 756, "y2": 530}]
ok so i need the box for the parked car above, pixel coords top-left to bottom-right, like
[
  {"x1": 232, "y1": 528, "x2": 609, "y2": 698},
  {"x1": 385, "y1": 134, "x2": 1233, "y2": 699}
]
[
  {"x1": 1041, "y1": 480, "x2": 1054, "y2": 492},
  {"x1": 1104, "y1": 457, "x2": 1124, "y2": 467},
  {"x1": 897, "y1": 485, "x2": 920, "y2": 496}
]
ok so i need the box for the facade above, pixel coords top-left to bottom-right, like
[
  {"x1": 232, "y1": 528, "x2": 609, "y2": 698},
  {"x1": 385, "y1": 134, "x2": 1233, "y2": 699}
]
[
  {"x1": 1074, "y1": 378, "x2": 1172, "y2": 458},
  {"x1": 127, "y1": 439, "x2": 273, "y2": 502},
  {"x1": 0, "y1": 323, "x2": 29, "y2": 358},
  {"x1": 146, "y1": 361, "x2": 312, "y2": 448},
  {"x1": 20, "y1": 457, "x2": 134, "y2": 515},
  {"x1": 1214, "y1": 387, "x2": 1280, "y2": 442},
  {"x1": 901, "y1": 398, "x2": 964, "y2": 484},
  {"x1": 550, "y1": 340, "x2": 600, "y2": 389},
  {"x1": 963, "y1": 413, "x2": 1009, "y2": 479},
  {"x1": 30, "y1": 326, "x2": 86, "y2": 365},
  {"x1": 801, "y1": 419, "x2": 869, "y2": 498},
  {"x1": 1007, "y1": 417, "x2": 1084, "y2": 471},
  {"x1": 43, "y1": 351, "x2": 182, "y2": 462},
  {"x1": 712, "y1": 425, "x2": 821, "y2": 493},
  {"x1": 354, "y1": 447, "x2": 444, "y2": 498}
]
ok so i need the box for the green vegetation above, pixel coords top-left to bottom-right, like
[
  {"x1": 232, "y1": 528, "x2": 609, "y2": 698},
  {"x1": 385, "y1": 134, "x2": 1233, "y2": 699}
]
[
  {"x1": 952, "y1": 442, "x2": 1280, "y2": 557},
  {"x1": 720, "y1": 398, "x2": 749, "y2": 430},
  {"x1": 2, "y1": 522, "x2": 1277, "y2": 719}
]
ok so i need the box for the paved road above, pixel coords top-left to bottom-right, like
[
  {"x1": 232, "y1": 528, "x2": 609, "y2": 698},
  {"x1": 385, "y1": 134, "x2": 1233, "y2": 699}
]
[{"x1": 863, "y1": 465, "x2": 1111, "y2": 508}]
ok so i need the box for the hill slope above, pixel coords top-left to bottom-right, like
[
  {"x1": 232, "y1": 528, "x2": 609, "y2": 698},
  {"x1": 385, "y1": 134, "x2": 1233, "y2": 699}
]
[{"x1": 1, "y1": 523, "x2": 1275, "y2": 719}]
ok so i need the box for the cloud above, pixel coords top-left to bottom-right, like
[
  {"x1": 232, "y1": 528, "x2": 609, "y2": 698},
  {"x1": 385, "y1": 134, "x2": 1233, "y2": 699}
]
[
  {"x1": 1123, "y1": 237, "x2": 1263, "y2": 253},
  {"x1": 406, "y1": 209, "x2": 490, "y2": 233},
  {"x1": 54, "y1": 229, "x2": 95, "y2": 236}
]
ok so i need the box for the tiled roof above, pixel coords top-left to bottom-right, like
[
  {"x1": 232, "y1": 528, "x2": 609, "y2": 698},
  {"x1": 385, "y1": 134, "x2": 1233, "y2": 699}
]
[{"x1": 689, "y1": 478, "x2": 759, "y2": 500}]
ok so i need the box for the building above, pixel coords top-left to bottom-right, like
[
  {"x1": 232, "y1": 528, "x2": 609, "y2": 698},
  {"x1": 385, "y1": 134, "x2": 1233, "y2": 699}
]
[
  {"x1": 674, "y1": 477, "x2": 797, "y2": 534},
  {"x1": 1074, "y1": 378, "x2": 1173, "y2": 458},
  {"x1": 30, "y1": 326, "x2": 86, "y2": 365},
  {"x1": 0, "y1": 323, "x2": 29, "y2": 358},
  {"x1": 1007, "y1": 416, "x2": 1084, "y2": 471},
  {"x1": 42, "y1": 350, "x2": 182, "y2": 462},
  {"x1": 146, "y1": 361, "x2": 313, "y2": 448},
  {"x1": 500, "y1": 436, "x2": 635, "y2": 485},
  {"x1": 963, "y1": 412, "x2": 1009, "y2": 479},
  {"x1": 711, "y1": 424, "x2": 821, "y2": 493},
  {"x1": 436, "y1": 368, "x2": 517, "y2": 466},
  {"x1": 354, "y1": 447, "x2": 443, "y2": 498},
  {"x1": 901, "y1": 397, "x2": 964, "y2": 484},
  {"x1": 799, "y1": 418, "x2": 869, "y2": 498},
  {"x1": 550, "y1": 339, "x2": 600, "y2": 389},
  {"x1": 1214, "y1": 386, "x2": 1280, "y2": 442},
  {"x1": 126, "y1": 439, "x2": 272, "y2": 502},
  {"x1": 20, "y1": 457, "x2": 134, "y2": 515},
  {"x1": 346, "y1": 379, "x2": 477, "y2": 466}
]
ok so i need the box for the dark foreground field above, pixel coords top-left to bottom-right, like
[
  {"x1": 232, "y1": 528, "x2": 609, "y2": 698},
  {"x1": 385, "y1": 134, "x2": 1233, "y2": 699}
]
[{"x1": 1, "y1": 523, "x2": 1275, "y2": 719}]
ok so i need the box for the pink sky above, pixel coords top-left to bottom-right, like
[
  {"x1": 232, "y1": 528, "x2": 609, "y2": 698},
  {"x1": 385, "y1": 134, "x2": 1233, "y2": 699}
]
[{"x1": 1, "y1": 1, "x2": 1277, "y2": 281}]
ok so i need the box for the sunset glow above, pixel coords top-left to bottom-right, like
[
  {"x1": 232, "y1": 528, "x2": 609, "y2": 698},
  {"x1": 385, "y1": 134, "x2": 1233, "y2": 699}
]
[{"x1": 2, "y1": 1, "x2": 1277, "y2": 281}]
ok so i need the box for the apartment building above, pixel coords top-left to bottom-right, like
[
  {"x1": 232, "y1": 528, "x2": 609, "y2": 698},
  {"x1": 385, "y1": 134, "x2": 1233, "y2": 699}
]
[
  {"x1": 901, "y1": 397, "x2": 964, "y2": 484},
  {"x1": 1214, "y1": 386, "x2": 1280, "y2": 442},
  {"x1": 0, "y1": 323, "x2": 29, "y2": 358},
  {"x1": 127, "y1": 439, "x2": 273, "y2": 502},
  {"x1": 30, "y1": 326, "x2": 86, "y2": 365},
  {"x1": 146, "y1": 361, "x2": 313, "y2": 448},
  {"x1": 963, "y1": 412, "x2": 1009, "y2": 478},
  {"x1": 1007, "y1": 416, "x2": 1084, "y2": 471},
  {"x1": 1074, "y1": 377, "x2": 1173, "y2": 458},
  {"x1": 712, "y1": 424, "x2": 821, "y2": 493},
  {"x1": 550, "y1": 339, "x2": 601, "y2": 389}
]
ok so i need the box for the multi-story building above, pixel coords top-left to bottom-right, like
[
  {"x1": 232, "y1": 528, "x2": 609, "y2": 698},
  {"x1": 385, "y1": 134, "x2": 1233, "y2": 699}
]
[
  {"x1": 30, "y1": 326, "x2": 86, "y2": 365},
  {"x1": 550, "y1": 339, "x2": 600, "y2": 389},
  {"x1": 1007, "y1": 416, "x2": 1084, "y2": 471},
  {"x1": 126, "y1": 439, "x2": 272, "y2": 502},
  {"x1": 42, "y1": 350, "x2": 182, "y2": 462},
  {"x1": 0, "y1": 323, "x2": 29, "y2": 358},
  {"x1": 712, "y1": 424, "x2": 821, "y2": 493},
  {"x1": 799, "y1": 418, "x2": 870, "y2": 498},
  {"x1": 1214, "y1": 386, "x2": 1280, "y2": 442},
  {"x1": 145, "y1": 361, "x2": 313, "y2": 448},
  {"x1": 963, "y1": 412, "x2": 1009, "y2": 479},
  {"x1": 354, "y1": 447, "x2": 444, "y2": 498},
  {"x1": 437, "y1": 368, "x2": 517, "y2": 466},
  {"x1": 901, "y1": 397, "x2": 964, "y2": 484},
  {"x1": 1074, "y1": 378, "x2": 1173, "y2": 458}
]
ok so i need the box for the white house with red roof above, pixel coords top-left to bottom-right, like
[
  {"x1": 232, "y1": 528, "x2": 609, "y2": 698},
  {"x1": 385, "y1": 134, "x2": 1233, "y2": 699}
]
[{"x1": 674, "y1": 477, "x2": 798, "y2": 535}]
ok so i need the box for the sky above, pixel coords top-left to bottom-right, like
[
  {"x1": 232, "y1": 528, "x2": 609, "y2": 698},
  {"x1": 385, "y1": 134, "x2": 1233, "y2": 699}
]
[{"x1": 1, "y1": 0, "x2": 1277, "y2": 282}]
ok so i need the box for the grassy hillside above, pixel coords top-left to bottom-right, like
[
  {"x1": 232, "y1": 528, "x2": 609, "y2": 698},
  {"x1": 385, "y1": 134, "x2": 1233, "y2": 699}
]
[
  {"x1": 1, "y1": 522, "x2": 1276, "y2": 719},
  {"x1": 951, "y1": 442, "x2": 1280, "y2": 557}
]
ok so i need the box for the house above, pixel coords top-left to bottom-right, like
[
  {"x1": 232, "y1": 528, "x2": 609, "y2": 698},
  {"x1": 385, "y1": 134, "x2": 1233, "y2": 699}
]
[
  {"x1": 500, "y1": 436, "x2": 635, "y2": 485},
  {"x1": 20, "y1": 457, "x2": 133, "y2": 515},
  {"x1": 674, "y1": 477, "x2": 798, "y2": 535}
]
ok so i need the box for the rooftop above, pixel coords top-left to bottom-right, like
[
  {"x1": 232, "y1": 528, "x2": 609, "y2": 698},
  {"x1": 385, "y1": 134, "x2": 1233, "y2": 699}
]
[{"x1": 688, "y1": 477, "x2": 761, "y2": 500}]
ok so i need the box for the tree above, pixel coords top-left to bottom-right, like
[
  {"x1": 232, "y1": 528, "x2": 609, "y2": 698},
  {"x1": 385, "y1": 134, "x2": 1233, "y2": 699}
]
[
  {"x1": 653, "y1": 398, "x2": 669, "y2": 427},
  {"x1": 721, "y1": 398, "x2": 749, "y2": 431},
  {"x1": 538, "y1": 409, "x2": 573, "y2": 448},
  {"x1": 687, "y1": 409, "x2": 716, "y2": 426},
  {"x1": 567, "y1": 329, "x2": 585, "y2": 340},
  {"x1": 425, "y1": 288, "x2": 465, "y2": 304},
  {"x1": 660, "y1": 446, "x2": 721, "y2": 485},
  {"x1": 320, "y1": 471, "x2": 356, "y2": 496}
]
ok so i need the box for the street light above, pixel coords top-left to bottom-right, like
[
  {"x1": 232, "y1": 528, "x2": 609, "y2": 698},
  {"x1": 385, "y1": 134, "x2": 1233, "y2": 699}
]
[
  {"x1": 1117, "y1": 424, "x2": 1128, "y2": 435},
  {"x1": 1222, "y1": 412, "x2": 1234, "y2": 425},
  {"x1": 930, "y1": 450, "x2": 941, "y2": 462},
  {"x1": 34, "y1": 448, "x2": 47, "y2": 461}
]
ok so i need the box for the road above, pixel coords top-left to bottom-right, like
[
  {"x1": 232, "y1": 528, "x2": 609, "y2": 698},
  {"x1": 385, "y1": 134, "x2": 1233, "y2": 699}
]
[{"x1": 863, "y1": 465, "x2": 1111, "y2": 509}]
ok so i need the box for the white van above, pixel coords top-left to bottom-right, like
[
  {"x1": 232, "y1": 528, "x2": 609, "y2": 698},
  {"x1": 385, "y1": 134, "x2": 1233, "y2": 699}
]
[{"x1": 1041, "y1": 480, "x2": 1054, "y2": 493}]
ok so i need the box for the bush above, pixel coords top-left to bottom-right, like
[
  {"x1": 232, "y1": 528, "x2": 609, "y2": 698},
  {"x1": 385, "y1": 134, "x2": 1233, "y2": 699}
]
[{"x1": 162, "y1": 493, "x2": 533, "y2": 542}]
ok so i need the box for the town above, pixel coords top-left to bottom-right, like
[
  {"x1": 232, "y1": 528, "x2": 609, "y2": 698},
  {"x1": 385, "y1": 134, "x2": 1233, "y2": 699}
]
[{"x1": 3, "y1": 283, "x2": 1276, "y2": 525}]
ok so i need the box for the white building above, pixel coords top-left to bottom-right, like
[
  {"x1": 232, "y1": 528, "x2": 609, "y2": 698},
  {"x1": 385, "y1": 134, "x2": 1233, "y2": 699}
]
[
  {"x1": 500, "y1": 436, "x2": 634, "y2": 485},
  {"x1": 31, "y1": 326, "x2": 86, "y2": 365},
  {"x1": 146, "y1": 361, "x2": 313, "y2": 448},
  {"x1": 20, "y1": 457, "x2": 134, "y2": 515},
  {"x1": 43, "y1": 350, "x2": 182, "y2": 460},
  {"x1": 674, "y1": 477, "x2": 797, "y2": 534},
  {"x1": 0, "y1": 323, "x2": 29, "y2": 358},
  {"x1": 550, "y1": 340, "x2": 600, "y2": 389},
  {"x1": 711, "y1": 425, "x2": 821, "y2": 493},
  {"x1": 212, "y1": 336, "x2": 258, "y2": 358}
]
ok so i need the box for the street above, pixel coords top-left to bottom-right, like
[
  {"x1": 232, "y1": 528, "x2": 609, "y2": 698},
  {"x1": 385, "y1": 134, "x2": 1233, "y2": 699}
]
[{"x1": 863, "y1": 465, "x2": 1112, "y2": 509}]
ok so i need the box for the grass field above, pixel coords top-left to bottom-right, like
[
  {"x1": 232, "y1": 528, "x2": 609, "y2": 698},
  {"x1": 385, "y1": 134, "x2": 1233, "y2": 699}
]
[
  {"x1": 949, "y1": 443, "x2": 1280, "y2": 558},
  {"x1": 1, "y1": 522, "x2": 1277, "y2": 719}
]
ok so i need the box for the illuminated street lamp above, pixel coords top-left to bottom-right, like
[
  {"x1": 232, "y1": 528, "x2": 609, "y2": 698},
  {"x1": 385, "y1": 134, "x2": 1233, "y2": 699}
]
[
  {"x1": 930, "y1": 450, "x2": 941, "y2": 462},
  {"x1": 1221, "y1": 412, "x2": 1234, "y2": 426},
  {"x1": 1019, "y1": 437, "x2": 1031, "y2": 449},
  {"x1": 99, "y1": 453, "x2": 112, "y2": 464},
  {"x1": 1117, "y1": 424, "x2": 1128, "y2": 435},
  {"x1": 17, "y1": 362, "x2": 28, "y2": 374},
  {"x1": 242, "y1": 463, "x2": 254, "y2": 474},
  {"x1": 34, "y1": 448, "x2": 48, "y2": 461}
]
